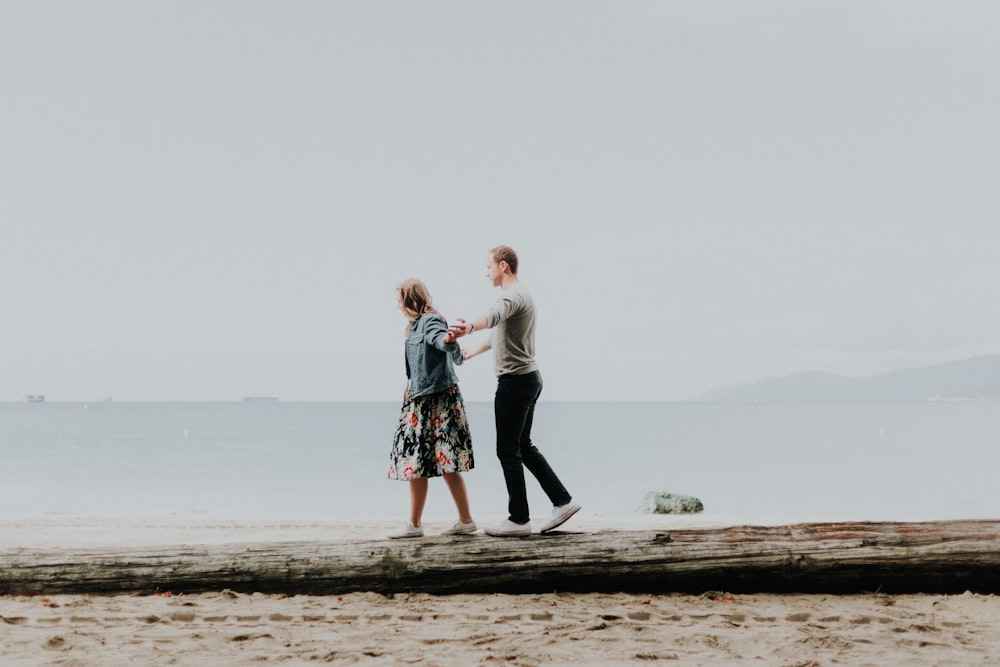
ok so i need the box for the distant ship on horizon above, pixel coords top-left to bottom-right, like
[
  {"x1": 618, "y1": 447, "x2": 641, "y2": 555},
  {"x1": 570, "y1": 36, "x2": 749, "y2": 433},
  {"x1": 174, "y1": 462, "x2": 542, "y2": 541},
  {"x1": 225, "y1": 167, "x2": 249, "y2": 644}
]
[
  {"x1": 22, "y1": 395, "x2": 114, "y2": 403},
  {"x1": 242, "y1": 396, "x2": 279, "y2": 402}
]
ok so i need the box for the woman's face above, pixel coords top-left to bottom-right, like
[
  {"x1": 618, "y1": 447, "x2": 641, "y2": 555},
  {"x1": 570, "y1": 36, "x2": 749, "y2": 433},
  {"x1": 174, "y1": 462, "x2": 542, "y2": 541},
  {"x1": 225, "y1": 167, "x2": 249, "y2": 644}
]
[{"x1": 398, "y1": 292, "x2": 414, "y2": 320}]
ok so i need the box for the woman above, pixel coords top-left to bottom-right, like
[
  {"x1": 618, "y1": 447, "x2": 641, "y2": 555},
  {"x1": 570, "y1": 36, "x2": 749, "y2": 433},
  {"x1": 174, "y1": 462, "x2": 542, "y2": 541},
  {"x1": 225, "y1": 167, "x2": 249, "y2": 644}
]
[{"x1": 387, "y1": 278, "x2": 476, "y2": 538}]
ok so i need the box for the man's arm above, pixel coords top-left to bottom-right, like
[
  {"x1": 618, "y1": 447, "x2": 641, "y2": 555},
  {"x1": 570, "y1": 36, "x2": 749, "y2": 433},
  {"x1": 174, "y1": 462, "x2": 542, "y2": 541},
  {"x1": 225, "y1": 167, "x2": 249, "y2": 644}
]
[
  {"x1": 462, "y1": 339, "x2": 491, "y2": 361},
  {"x1": 450, "y1": 317, "x2": 488, "y2": 338}
]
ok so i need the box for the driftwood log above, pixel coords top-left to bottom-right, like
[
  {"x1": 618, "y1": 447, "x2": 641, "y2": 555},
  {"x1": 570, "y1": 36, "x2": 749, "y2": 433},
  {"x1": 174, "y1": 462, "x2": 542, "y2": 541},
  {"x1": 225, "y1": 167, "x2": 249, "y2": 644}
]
[{"x1": 2, "y1": 520, "x2": 999, "y2": 596}]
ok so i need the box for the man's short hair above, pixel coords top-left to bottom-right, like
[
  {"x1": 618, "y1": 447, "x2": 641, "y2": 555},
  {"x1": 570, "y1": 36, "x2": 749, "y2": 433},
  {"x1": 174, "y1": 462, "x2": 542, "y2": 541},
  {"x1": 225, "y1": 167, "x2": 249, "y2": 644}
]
[{"x1": 490, "y1": 245, "x2": 519, "y2": 274}]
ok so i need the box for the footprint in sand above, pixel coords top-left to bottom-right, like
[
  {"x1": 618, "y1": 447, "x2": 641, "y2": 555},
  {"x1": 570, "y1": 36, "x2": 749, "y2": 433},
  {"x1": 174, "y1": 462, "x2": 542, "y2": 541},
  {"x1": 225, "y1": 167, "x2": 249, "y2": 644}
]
[
  {"x1": 44, "y1": 636, "x2": 67, "y2": 650},
  {"x1": 267, "y1": 613, "x2": 293, "y2": 622}
]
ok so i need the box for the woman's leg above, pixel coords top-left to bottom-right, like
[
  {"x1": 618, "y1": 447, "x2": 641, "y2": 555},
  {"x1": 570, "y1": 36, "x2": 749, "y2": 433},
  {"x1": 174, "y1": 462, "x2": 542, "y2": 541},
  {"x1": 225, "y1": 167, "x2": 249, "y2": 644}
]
[
  {"x1": 442, "y1": 472, "x2": 473, "y2": 523},
  {"x1": 408, "y1": 477, "x2": 429, "y2": 526}
]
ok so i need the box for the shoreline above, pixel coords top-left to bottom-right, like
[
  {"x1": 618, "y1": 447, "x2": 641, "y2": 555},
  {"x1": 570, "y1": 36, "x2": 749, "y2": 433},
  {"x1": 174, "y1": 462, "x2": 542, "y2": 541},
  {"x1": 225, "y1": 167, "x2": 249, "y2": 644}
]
[
  {"x1": 0, "y1": 512, "x2": 750, "y2": 549},
  {"x1": 7, "y1": 510, "x2": 989, "y2": 550}
]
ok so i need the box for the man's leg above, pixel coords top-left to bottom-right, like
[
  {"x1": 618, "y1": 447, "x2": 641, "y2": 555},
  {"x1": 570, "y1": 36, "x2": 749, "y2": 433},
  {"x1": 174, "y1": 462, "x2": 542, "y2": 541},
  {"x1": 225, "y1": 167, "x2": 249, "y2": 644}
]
[
  {"x1": 518, "y1": 373, "x2": 572, "y2": 507},
  {"x1": 495, "y1": 374, "x2": 534, "y2": 524}
]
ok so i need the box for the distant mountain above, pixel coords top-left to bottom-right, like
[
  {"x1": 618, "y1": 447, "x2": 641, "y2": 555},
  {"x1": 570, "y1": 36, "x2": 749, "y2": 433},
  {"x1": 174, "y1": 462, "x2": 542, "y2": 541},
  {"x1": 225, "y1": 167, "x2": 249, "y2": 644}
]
[{"x1": 694, "y1": 355, "x2": 1000, "y2": 403}]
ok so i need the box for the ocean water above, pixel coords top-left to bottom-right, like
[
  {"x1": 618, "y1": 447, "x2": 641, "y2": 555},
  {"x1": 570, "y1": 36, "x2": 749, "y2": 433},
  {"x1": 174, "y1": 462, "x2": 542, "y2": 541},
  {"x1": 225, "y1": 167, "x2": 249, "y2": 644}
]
[{"x1": 1, "y1": 401, "x2": 998, "y2": 525}]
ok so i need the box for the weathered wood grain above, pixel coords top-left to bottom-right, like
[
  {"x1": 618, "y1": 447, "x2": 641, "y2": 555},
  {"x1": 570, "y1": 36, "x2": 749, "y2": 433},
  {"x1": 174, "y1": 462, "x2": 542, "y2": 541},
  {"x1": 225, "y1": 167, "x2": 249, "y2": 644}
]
[{"x1": 2, "y1": 520, "x2": 998, "y2": 596}]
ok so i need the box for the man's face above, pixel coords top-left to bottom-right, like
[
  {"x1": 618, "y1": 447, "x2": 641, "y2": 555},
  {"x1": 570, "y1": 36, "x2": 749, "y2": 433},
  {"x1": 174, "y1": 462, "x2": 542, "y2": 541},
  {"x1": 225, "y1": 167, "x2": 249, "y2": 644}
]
[{"x1": 486, "y1": 256, "x2": 504, "y2": 287}]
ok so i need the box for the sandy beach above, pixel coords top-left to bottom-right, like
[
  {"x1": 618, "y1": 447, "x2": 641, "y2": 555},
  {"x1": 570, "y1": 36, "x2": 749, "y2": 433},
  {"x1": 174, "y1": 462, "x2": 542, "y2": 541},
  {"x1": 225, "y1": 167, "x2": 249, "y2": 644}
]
[
  {"x1": 3, "y1": 589, "x2": 1000, "y2": 665},
  {"x1": 3, "y1": 514, "x2": 1000, "y2": 665}
]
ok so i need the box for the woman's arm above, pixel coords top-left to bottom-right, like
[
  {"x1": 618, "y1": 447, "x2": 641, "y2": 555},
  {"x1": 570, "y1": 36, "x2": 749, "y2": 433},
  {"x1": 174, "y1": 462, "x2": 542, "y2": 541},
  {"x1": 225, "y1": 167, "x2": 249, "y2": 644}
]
[{"x1": 424, "y1": 315, "x2": 458, "y2": 350}]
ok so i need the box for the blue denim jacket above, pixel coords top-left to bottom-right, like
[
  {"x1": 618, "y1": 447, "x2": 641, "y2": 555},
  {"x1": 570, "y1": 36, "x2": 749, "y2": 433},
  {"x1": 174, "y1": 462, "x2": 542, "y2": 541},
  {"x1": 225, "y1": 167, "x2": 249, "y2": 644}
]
[{"x1": 405, "y1": 313, "x2": 463, "y2": 398}]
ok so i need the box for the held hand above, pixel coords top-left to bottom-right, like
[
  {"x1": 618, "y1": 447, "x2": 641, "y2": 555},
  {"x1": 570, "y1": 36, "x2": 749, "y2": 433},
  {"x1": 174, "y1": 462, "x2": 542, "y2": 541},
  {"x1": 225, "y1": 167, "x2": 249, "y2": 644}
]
[
  {"x1": 443, "y1": 329, "x2": 458, "y2": 344},
  {"x1": 448, "y1": 318, "x2": 469, "y2": 338}
]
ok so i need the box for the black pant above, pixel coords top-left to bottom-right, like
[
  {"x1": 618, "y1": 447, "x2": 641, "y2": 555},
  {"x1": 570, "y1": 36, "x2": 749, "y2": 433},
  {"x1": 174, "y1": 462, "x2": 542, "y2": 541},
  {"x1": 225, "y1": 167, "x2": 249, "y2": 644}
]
[{"x1": 494, "y1": 371, "x2": 571, "y2": 523}]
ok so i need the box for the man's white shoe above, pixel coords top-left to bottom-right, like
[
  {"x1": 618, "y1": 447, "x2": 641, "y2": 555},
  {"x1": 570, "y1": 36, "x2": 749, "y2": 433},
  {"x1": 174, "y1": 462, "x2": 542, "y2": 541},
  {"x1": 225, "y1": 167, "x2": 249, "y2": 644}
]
[
  {"x1": 539, "y1": 501, "x2": 581, "y2": 533},
  {"x1": 387, "y1": 522, "x2": 424, "y2": 539},
  {"x1": 441, "y1": 520, "x2": 478, "y2": 536},
  {"x1": 485, "y1": 519, "x2": 532, "y2": 537}
]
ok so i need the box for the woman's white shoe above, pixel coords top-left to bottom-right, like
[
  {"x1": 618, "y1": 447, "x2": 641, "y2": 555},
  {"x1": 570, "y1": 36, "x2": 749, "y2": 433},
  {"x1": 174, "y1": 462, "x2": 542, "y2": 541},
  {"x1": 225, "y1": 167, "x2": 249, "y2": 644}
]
[{"x1": 388, "y1": 522, "x2": 424, "y2": 539}]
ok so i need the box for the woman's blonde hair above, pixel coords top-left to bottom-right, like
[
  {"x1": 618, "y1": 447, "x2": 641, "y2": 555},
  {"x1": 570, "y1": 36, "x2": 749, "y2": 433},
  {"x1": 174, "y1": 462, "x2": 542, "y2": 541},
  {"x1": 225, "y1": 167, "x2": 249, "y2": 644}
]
[{"x1": 397, "y1": 278, "x2": 439, "y2": 319}]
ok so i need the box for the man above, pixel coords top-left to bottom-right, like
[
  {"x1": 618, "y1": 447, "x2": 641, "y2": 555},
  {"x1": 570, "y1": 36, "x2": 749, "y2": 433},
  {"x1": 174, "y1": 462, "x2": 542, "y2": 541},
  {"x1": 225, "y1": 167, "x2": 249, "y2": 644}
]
[{"x1": 453, "y1": 245, "x2": 580, "y2": 537}]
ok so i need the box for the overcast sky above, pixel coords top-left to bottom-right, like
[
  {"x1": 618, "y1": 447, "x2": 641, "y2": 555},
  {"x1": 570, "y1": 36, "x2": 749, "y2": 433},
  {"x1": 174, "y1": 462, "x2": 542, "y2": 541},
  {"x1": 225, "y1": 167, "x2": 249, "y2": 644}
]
[{"x1": 2, "y1": 1, "x2": 998, "y2": 402}]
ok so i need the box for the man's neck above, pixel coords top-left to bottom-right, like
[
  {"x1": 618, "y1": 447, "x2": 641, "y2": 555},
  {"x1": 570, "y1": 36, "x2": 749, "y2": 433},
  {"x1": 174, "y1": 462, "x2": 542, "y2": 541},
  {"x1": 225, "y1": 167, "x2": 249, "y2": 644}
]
[{"x1": 499, "y1": 274, "x2": 519, "y2": 290}]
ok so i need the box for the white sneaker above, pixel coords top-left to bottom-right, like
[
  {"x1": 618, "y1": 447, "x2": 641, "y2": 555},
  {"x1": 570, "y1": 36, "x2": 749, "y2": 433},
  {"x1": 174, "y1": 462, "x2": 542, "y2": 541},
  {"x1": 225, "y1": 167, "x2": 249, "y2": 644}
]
[
  {"x1": 485, "y1": 519, "x2": 531, "y2": 537},
  {"x1": 441, "y1": 520, "x2": 478, "y2": 536},
  {"x1": 539, "y1": 501, "x2": 581, "y2": 533},
  {"x1": 388, "y1": 522, "x2": 424, "y2": 539}
]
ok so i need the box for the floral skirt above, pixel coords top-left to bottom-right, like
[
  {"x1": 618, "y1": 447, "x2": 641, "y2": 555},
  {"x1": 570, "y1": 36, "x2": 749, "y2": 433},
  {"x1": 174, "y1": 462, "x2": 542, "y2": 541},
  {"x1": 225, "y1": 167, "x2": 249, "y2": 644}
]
[{"x1": 388, "y1": 385, "x2": 474, "y2": 480}]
